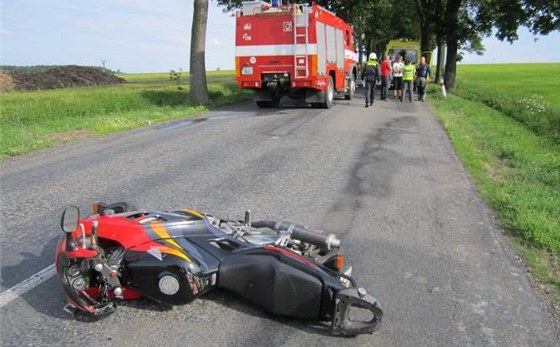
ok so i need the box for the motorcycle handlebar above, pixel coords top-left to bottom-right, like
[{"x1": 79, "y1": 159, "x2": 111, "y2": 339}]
[{"x1": 251, "y1": 220, "x2": 341, "y2": 250}]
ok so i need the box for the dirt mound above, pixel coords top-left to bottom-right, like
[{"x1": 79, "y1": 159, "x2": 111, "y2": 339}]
[
  {"x1": 0, "y1": 70, "x2": 16, "y2": 92},
  {"x1": 1, "y1": 65, "x2": 126, "y2": 91}
]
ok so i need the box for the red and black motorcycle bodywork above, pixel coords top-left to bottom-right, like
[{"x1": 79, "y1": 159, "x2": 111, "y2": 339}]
[{"x1": 55, "y1": 202, "x2": 382, "y2": 336}]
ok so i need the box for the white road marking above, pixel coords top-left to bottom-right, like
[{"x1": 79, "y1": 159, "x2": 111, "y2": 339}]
[{"x1": 0, "y1": 264, "x2": 56, "y2": 308}]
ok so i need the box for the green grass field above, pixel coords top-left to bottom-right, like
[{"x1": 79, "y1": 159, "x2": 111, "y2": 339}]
[
  {"x1": 454, "y1": 63, "x2": 560, "y2": 143},
  {"x1": 430, "y1": 63, "x2": 560, "y2": 300},
  {"x1": 0, "y1": 70, "x2": 250, "y2": 158},
  {"x1": 122, "y1": 71, "x2": 238, "y2": 86},
  {"x1": 456, "y1": 64, "x2": 560, "y2": 104}
]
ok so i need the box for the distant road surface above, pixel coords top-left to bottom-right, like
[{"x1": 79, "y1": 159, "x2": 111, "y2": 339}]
[{"x1": 1, "y1": 92, "x2": 558, "y2": 346}]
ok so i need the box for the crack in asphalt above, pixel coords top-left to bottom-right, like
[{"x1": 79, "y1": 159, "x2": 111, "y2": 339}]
[{"x1": 324, "y1": 116, "x2": 418, "y2": 238}]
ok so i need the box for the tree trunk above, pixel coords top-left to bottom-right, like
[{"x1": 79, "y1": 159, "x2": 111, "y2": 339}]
[
  {"x1": 443, "y1": 0, "x2": 461, "y2": 90},
  {"x1": 435, "y1": 41, "x2": 445, "y2": 83},
  {"x1": 420, "y1": 22, "x2": 434, "y2": 54},
  {"x1": 416, "y1": 0, "x2": 436, "y2": 57},
  {"x1": 444, "y1": 38, "x2": 458, "y2": 90},
  {"x1": 434, "y1": 0, "x2": 445, "y2": 84},
  {"x1": 190, "y1": 0, "x2": 209, "y2": 104}
]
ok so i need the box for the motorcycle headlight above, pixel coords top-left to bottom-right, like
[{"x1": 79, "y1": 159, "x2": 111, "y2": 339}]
[{"x1": 241, "y1": 66, "x2": 254, "y2": 75}]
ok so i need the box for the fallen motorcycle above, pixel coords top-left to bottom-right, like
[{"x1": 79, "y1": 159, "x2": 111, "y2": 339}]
[{"x1": 55, "y1": 202, "x2": 382, "y2": 336}]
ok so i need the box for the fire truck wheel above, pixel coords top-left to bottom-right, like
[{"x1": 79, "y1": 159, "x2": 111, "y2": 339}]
[
  {"x1": 321, "y1": 76, "x2": 334, "y2": 109},
  {"x1": 345, "y1": 75, "x2": 355, "y2": 100}
]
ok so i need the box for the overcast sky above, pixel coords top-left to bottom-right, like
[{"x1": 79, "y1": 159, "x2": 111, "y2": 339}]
[{"x1": 1, "y1": 0, "x2": 559, "y2": 73}]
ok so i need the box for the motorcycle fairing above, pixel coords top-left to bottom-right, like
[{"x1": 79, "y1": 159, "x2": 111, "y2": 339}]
[{"x1": 55, "y1": 206, "x2": 383, "y2": 335}]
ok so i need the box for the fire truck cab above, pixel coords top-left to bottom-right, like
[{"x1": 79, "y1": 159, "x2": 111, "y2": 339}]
[{"x1": 235, "y1": 1, "x2": 357, "y2": 108}]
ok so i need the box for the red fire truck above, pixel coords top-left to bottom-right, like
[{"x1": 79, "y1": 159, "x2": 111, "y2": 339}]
[{"x1": 235, "y1": 1, "x2": 357, "y2": 108}]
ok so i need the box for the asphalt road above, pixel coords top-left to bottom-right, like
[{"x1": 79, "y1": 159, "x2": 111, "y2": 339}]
[{"x1": 1, "y1": 91, "x2": 558, "y2": 346}]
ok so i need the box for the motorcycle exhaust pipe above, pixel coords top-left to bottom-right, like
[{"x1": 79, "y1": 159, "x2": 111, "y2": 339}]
[
  {"x1": 291, "y1": 227, "x2": 341, "y2": 250},
  {"x1": 252, "y1": 220, "x2": 341, "y2": 250}
]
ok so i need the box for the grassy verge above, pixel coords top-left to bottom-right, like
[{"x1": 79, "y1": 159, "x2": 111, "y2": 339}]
[
  {"x1": 0, "y1": 71, "x2": 251, "y2": 158},
  {"x1": 428, "y1": 71, "x2": 560, "y2": 300},
  {"x1": 453, "y1": 64, "x2": 560, "y2": 144}
]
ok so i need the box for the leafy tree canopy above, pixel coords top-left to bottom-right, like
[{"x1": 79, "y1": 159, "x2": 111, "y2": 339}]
[{"x1": 214, "y1": 0, "x2": 559, "y2": 89}]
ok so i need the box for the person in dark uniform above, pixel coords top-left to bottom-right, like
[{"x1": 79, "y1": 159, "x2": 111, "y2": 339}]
[
  {"x1": 416, "y1": 56, "x2": 432, "y2": 101},
  {"x1": 360, "y1": 53, "x2": 380, "y2": 107}
]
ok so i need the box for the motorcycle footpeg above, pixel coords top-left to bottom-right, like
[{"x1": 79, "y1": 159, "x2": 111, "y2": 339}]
[
  {"x1": 62, "y1": 302, "x2": 116, "y2": 317},
  {"x1": 63, "y1": 303, "x2": 80, "y2": 315},
  {"x1": 92, "y1": 302, "x2": 117, "y2": 317},
  {"x1": 331, "y1": 288, "x2": 383, "y2": 336}
]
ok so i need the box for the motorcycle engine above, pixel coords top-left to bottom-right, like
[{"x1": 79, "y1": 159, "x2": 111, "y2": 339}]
[
  {"x1": 207, "y1": 216, "x2": 318, "y2": 257},
  {"x1": 207, "y1": 217, "x2": 281, "y2": 245}
]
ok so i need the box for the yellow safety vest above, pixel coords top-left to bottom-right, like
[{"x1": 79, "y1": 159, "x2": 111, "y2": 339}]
[
  {"x1": 366, "y1": 61, "x2": 378, "y2": 67},
  {"x1": 403, "y1": 64, "x2": 415, "y2": 81}
]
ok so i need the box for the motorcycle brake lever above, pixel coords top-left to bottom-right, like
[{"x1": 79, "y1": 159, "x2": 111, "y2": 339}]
[{"x1": 331, "y1": 288, "x2": 383, "y2": 336}]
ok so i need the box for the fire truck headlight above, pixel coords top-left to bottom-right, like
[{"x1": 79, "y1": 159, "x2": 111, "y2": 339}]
[{"x1": 241, "y1": 66, "x2": 254, "y2": 75}]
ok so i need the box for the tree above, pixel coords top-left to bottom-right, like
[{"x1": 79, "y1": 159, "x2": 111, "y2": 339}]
[
  {"x1": 216, "y1": 0, "x2": 559, "y2": 91},
  {"x1": 324, "y1": 0, "x2": 419, "y2": 56},
  {"x1": 434, "y1": 0, "x2": 446, "y2": 83},
  {"x1": 524, "y1": 0, "x2": 560, "y2": 35},
  {"x1": 215, "y1": 0, "x2": 243, "y2": 12},
  {"x1": 190, "y1": 0, "x2": 210, "y2": 104},
  {"x1": 442, "y1": 0, "x2": 559, "y2": 90},
  {"x1": 415, "y1": 0, "x2": 438, "y2": 53},
  {"x1": 443, "y1": 0, "x2": 462, "y2": 90}
]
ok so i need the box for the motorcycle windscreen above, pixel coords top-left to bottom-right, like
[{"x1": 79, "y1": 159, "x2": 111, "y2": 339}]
[{"x1": 217, "y1": 254, "x2": 323, "y2": 319}]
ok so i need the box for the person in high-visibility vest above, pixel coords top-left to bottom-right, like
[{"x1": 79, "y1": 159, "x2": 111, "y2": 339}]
[
  {"x1": 401, "y1": 59, "x2": 415, "y2": 103},
  {"x1": 360, "y1": 53, "x2": 380, "y2": 107}
]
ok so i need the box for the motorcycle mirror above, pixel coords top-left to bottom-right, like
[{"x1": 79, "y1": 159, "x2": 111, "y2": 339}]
[{"x1": 61, "y1": 206, "x2": 80, "y2": 233}]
